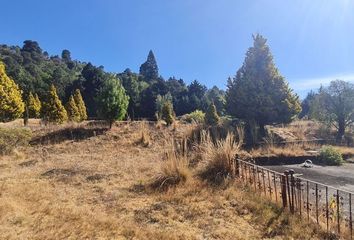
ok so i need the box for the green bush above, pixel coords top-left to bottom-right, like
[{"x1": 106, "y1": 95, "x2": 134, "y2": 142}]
[
  {"x1": 181, "y1": 110, "x2": 205, "y2": 124},
  {"x1": 0, "y1": 128, "x2": 32, "y2": 155},
  {"x1": 319, "y1": 146, "x2": 343, "y2": 165}
]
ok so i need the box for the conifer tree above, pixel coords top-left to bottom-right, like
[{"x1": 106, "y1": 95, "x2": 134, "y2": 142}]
[
  {"x1": 73, "y1": 89, "x2": 87, "y2": 121},
  {"x1": 161, "y1": 102, "x2": 174, "y2": 125},
  {"x1": 226, "y1": 34, "x2": 301, "y2": 136},
  {"x1": 205, "y1": 102, "x2": 220, "y2": 126},
  {"x1": 27, "y1": 92, "x2": 41, "y2": 118},
  {"x1": 97, "y1": 77, "x2": 129, "y2": 128},
  {"x1": 41, "y1": 85, "x2": 68, "y2": 124},
  {"x1": 139, "y1": 50, "x2": 159, "y2": 82},
  {"x1": 66, "y1": 95, "x2": 80, "y2": 122},
  {"x1": 0, "y1": 62, "x2": 25, "y2": 122}
]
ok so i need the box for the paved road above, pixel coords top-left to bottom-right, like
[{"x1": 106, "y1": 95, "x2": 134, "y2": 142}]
[{"x1": 265, "y1": 163, "x2": 354, "y2": 192}]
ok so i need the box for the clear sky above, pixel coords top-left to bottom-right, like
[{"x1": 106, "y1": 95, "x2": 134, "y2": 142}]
[{"x1": 2, "y1": 0, "x2": 354, "y2": 98}]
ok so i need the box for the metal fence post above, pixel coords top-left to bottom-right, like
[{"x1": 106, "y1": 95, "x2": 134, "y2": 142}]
[
  {"x1": 281, "y1": 174, "x2": 287, "y2": 208},
  {"x1": 326, "y1": 186, "x2": 329, "y2": 233},
  {"x1": 337, "y1": 189, "x2": 340, "y2": 235}
]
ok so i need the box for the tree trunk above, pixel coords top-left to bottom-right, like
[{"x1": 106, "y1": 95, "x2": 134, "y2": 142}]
[
  {"x1": 109, "y1": 120, "x2": 113, "y2": 129},
  {"x1": 259, "y1": 123, "x2": 266, "y2": 139},
  {"x1": 24, "y1": 105, "x2": 29, "y2": 126},
  {"x1": 336, "y1": 118, "x2": 345, "y2": 142}
]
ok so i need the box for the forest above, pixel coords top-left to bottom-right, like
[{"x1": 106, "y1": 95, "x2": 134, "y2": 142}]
[{"x1": 1, "y1": 35, "x2": 353, "y2": 142}]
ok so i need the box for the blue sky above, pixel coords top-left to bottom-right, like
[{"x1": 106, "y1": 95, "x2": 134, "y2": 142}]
[{"x1": 2, "y1": 0, "x2": 354, "y2": 98}]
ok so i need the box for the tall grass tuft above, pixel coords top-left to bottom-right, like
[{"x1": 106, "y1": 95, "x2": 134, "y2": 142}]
[
  {"x1": 137, "y1": 121, "x2": 151, "y2": 147},
  {"x1": 149, "y1": 150, "x2": 191, "y2": 191},
  {"x1": 199, "y1": 127, "x2": 244, "y2": 184}
]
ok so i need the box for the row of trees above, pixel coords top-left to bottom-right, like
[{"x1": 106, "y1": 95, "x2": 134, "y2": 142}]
[
  {"x1": 2, "y1": 35, "x2": 351, "y2": 140},
  {"x1": 0, "y1": 35, "x2": 301, "y2": 134},
  {"x1": 0, "y1": 43, "x2": 226, "y2": 121}
]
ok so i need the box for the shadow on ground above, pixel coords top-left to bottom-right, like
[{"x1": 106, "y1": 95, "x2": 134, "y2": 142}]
[{"x1": 30, "y1": 127, "x2": 108, "y2": 145}]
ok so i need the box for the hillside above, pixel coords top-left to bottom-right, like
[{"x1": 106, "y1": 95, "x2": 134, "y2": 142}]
[{"x1": 0, "y1": 122, "x2": 329, "y2": 239}]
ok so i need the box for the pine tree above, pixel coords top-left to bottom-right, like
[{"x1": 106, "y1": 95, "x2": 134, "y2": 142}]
[
  {"x1": 205, "y1": 102, "x2": 220, "y2": 126},
  {"x1": 161, "y1": 102, "x2": 174, "y2": 125},
  {"x1": 0, "y1": 61, "x2": 25, "y2": 122},
  {"x1": 27, "y1": 92, "x2": 41, "y2": 118},
  {"x1": 226, "y1": 34, "x2": 301, "y2": 136},
  {"x1": 41, "y1": 85, "x2": 68, "y2": 124},
  {"x1": 73, "y1": 89, "x2": 87, "y2": 121},
  {"x1": 66, "y1": 95, "x2": 80, "y2": 122},
  {"x1": 139, "y1": 50, "x2": 159, "y2": 82},
  {"x1": 97, "y1": 76, "x2": 129, "y2": 128}
]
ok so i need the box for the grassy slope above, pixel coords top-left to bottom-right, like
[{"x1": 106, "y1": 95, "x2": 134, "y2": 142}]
[{"x1": 0, "y1": 122, "x2": 327, "y2": 239}]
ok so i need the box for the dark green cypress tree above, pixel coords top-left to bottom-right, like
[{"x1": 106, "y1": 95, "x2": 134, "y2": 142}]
[
  {"x1": 226, "y1": 34, "x2": 301, "y2": 136},
  {"x1": 139, "y1": 50, "x2": 159, "y2": 82}
]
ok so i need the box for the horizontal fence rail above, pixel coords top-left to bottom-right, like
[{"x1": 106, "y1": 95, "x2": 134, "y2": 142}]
[{"x1": 234, "y1": 158, "x2": 354, "y2": 239}]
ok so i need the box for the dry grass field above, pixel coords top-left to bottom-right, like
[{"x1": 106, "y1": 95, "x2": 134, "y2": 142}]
[{"x1": 0, "y1": 121, "x2": 330, "y2": 239}]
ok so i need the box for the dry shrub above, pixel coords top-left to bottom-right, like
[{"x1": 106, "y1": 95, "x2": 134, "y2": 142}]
[
  {"x1": 149, "y1": 150, "x2": 191, "y2": 191},
  {"x1": 137, "y1": 121, "x2": 151, "y2": 147},
  {"x1": 0, "y1": 127, "x2": 32, "y2": 155},
  {"x1": 199, "y1": 127, "x2": 243, "y2": 184}
]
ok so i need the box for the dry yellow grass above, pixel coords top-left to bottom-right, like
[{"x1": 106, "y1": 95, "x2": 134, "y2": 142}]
[
  {"x1": 250, "y1": 142, "x2": 320, "y2": 158},
  {"x1": 0, "y1": 121, "x2": 328, "y2": 239}
]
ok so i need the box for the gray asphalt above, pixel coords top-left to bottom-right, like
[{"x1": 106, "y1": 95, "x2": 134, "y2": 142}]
[{"x1": 265, "y1": 163, "x2": 354, "y2": 192}]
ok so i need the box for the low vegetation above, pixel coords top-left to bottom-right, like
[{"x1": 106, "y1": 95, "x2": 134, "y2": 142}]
[
  {"x1": 0, "y1": 122, "x2": 331, "y2": 239},
  {"x1": 0, "y1": 127, "x2": 32, "y2": 154},
  {"x1": 319, "y1": 145, "x2": 343, "y2": 166}
]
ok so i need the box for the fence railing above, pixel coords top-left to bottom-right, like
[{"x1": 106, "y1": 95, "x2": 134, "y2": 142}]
[{"x1": 234, "y1": 158, "x2": 353, "y2": 239}]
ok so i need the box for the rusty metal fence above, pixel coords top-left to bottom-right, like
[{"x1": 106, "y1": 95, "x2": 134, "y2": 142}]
[{"x1": 234, "y1": 158, "x2": 353, "y2": 239}]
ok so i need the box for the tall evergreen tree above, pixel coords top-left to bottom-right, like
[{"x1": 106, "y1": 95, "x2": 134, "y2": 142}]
[
  {"x1": 66, "y1": 95, "x2": 80, "y2": 122},
  {"x1": 41, "y1": 85, "x2": 68, "y2": 124},
  {"x1": 80, "y1": 63, "x2": 107, "y2": 117},
  {"x1": 139, "y1": 50, "x2": 159, "y2": 82},
  {"x1": 0, "y1": 62, "x2": 25, "y2": 122},
  {"x1": 97, "y1": 77, "x2": 129, "y2": 128},
  {"x1": 73, "y1": 89, "x2": 87, "y2": 121},
  {"x1": 226, "y1": 34, "x2": 301, "y2": 136},
  {"x1": 27, "y1": 92, "x2": 41, "y2": 118}
]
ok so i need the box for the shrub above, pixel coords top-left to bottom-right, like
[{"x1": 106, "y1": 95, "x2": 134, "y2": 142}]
[
  {"x1": 0, "y1": 128, "x2": 32, "y2": 155},
  {"x1": 205, "y1": 102, "x2": 220, "y2": 126},
  {"x1": 181, "y1": 110, "x2": 205, "y2": 124},
  {"x1": 161, "y1": 102, "x2": 174, "y2": 126},
  {"x1": 319, "y1": 146, "x2": 343, "y2": 165}
]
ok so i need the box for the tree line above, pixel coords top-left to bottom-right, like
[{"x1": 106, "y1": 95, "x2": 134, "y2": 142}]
[{"x1": 1, "y1": 35, "x2": 353, "y2": 141}]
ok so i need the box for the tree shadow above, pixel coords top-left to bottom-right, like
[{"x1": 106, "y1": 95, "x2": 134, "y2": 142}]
[{"x1": 30, "y1": 127, "x2": 108, "y2": 145}]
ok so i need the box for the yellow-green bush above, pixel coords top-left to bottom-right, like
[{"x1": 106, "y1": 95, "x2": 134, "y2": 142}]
[{"x1": 181, "y1": 110, "x2": 205, "y2": 124}]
